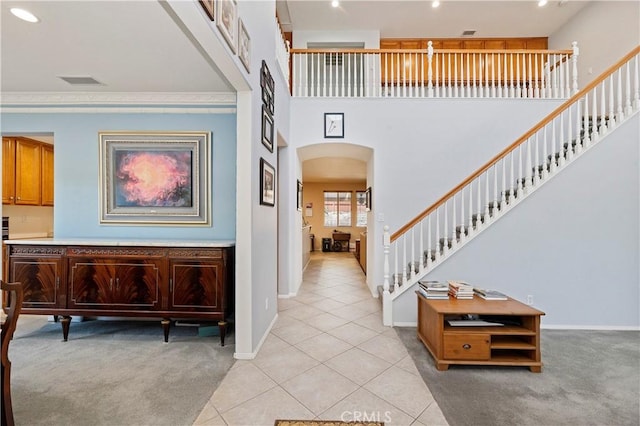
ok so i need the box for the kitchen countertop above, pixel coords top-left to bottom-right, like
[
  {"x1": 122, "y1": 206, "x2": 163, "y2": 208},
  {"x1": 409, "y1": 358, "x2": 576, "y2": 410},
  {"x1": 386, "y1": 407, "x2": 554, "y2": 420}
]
[{"x1": 3, "y1": 237, "x2": 235, "y2": 248}]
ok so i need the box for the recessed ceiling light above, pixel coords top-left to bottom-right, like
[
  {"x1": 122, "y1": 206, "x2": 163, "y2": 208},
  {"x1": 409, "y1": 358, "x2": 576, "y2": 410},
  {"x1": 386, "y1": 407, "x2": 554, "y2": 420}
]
[
  {"x1": 432, "y1": 1, "x2": 440, "y2": 8},
  {"x1": 10, "y1": 8, "x2": 39, "y2": 23},
  {"x1": 538, "y1": 0, "x2": 548, "y2": 6},
  {"x1": 331, "y1": 0, "x2": 339, "y2": 7}
]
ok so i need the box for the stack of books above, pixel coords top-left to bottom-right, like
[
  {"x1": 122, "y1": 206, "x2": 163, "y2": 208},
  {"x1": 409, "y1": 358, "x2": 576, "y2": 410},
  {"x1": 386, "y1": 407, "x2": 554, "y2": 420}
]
[
  {"x1": 418, "y1": 280, "x2": 449, "y2": 299},
  {"x1": 473, "y1": 288, "x2": 508, "y2": 300},
  {"x1": 448, "y1": 280, "x2": 474, "y2": 299}
]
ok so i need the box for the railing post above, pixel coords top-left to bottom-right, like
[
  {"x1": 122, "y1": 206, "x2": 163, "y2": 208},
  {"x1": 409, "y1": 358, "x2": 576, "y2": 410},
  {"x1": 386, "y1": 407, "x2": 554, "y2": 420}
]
[
  {"x1": 427, "y1": 41, "x2": 434, "y2": 98},
  {"x1": 571, "y1": 41, "x2": 579, "y2": 95},
  {"x1": 383, "y1": 226, "x2": 390, "y2": 293}
]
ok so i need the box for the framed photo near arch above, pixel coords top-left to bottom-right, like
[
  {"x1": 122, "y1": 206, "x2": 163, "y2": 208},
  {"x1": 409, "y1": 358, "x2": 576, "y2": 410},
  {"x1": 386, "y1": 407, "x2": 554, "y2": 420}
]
[
  {"x1": 216, "y1": 0, "x2": 237, "y2": 53},
  {"x1": 324, "y1": 112, "x2": 344, "y2": 138},
  {"x1": 260, "y1": 158, "x2": 276, "y2": 207}
]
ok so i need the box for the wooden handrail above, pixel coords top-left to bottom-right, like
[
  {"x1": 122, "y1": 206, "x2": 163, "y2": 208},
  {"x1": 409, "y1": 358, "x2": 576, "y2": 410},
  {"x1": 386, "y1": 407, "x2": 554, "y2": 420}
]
[
  {"x1": 391, "y1": 45, "x2": 640, "y2": 241},
  {"x1": 290, "y1": 48, "x2": 573, "y2": 55}
]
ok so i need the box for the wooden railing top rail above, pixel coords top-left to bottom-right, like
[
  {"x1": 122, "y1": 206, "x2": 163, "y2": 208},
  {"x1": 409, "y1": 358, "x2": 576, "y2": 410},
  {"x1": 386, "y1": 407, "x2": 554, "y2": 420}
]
[
  {"x1": 290, "y1": 48, "x2": 573, "y2": 55},
  {"x1": 390, "y1": 45, "x2": 640, "y2": 241}
]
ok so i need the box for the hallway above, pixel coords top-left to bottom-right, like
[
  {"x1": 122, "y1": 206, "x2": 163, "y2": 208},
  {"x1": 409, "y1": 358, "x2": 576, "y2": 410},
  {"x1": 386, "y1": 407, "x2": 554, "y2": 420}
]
[{"x1": 194, "y1": 251, "x2": 448, "y2": 425}]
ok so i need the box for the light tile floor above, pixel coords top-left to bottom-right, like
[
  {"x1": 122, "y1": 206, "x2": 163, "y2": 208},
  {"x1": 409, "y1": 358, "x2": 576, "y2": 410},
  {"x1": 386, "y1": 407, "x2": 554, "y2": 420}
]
[{"x1": 194, "y1": 251, "x2": 449, "y2": 426}]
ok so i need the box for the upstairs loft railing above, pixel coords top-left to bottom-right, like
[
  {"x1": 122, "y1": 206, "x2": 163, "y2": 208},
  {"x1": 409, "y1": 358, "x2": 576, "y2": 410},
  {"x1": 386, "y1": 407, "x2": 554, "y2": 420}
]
[
  {"x1": 381, "y1": 46, "x2": 640, "y2": 304},
  {"x1": 290, "y1": 42, "x2": 579, "y2": 99}
]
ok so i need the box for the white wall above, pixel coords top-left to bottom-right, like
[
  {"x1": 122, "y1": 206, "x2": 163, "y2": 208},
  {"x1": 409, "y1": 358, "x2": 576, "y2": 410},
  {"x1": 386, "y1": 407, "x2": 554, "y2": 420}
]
[
  {"x1": 394, "y1": 114, "x2": 640, "y2": 328},
  {"x1": 287, "y1": 98, "x2": 563, "y2": 295},
  {"x1": 549, "y1": 1, "x2": 640, "y2": 87}
]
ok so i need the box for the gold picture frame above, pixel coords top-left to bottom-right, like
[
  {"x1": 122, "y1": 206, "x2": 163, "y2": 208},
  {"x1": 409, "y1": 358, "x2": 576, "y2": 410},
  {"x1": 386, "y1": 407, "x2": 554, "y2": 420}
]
[{"x1": 216, "y1": 0, "x2": 237, "y2": 53}]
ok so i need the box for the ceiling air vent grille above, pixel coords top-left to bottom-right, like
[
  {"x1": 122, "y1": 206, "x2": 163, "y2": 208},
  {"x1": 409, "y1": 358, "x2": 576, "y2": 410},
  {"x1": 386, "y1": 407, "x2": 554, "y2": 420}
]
[
  {"x1": 58, "y1": 76, "x2": 103, "y2": 85},
  {"x1": 462, "y1": 30, "x2": 476, "y2": 36}
]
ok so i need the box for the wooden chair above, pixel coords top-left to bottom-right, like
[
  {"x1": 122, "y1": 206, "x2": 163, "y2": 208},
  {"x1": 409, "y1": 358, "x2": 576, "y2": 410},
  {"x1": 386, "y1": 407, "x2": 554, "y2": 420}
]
[{"x1": 1, "y1": 280, "x2": 24, "y2": 426}]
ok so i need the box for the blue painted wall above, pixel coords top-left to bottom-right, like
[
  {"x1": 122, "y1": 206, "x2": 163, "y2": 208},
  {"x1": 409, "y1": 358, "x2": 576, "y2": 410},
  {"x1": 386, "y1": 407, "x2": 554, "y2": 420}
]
[{"x1": 2, "y1": 111, "x2": 236, "y2": 240}]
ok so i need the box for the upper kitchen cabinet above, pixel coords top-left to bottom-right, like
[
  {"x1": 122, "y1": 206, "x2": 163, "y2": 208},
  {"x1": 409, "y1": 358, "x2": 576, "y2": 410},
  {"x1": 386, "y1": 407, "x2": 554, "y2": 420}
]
[{"x1": 2, "y1": 137, "x2": 54, "y2": 206}]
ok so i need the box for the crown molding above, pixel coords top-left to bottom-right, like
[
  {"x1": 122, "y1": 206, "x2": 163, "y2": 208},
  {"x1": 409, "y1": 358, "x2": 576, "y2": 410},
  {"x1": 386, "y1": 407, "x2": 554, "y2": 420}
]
[{"x1": 1, "y1": 92, "x2": 236, "y2": 106}]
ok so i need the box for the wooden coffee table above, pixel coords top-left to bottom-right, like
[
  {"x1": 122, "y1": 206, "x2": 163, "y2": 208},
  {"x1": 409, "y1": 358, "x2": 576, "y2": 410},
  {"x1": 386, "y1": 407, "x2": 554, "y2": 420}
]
[{"x1": 416, "y1": 292, "x2": 545, "y2": 372}]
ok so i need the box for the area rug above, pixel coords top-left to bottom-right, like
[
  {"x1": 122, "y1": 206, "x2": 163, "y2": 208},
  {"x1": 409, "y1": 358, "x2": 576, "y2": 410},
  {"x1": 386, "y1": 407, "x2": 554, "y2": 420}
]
[{"x1": 275, "y1": 421, "x2": 383, "y2": 426}]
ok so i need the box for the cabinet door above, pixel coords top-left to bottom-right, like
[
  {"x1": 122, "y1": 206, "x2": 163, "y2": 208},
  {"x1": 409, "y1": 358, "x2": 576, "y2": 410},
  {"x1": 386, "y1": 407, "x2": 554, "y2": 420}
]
[
  {"x1": 9, "y1": 255, "x2": 65, "y2": 309},
  {"x1": 2, "y1": 137, "x2": 15, "y2": 204},
  {"x1": 169, "y1": 258, "x2": 225, "y2": 312},
  {"x1": 15, "y1": 138, "x2": 41, "y2": 205},
  {"x1": 68, "y1": 259, "x2": 160, "y2": 309},
  {"x1": 41, "y1": 144, "x2": 54, "y2": 206}
]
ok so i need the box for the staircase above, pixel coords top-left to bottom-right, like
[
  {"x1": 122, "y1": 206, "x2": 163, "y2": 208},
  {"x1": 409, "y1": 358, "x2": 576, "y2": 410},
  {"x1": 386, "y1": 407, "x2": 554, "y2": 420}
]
[{"x1": 380, "y1": 46, "x2": 640, "y2": 326}]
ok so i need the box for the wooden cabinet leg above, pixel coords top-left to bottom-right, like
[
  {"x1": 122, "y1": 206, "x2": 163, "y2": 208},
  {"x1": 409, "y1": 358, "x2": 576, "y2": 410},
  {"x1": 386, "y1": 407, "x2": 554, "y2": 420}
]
[
  {"x1": 161, "y1": 319, "x2": 171, "y2": 343},
  {"x1": 218, "y1": 321, "x2": 227, "y2": 346},
  {"x1": 529, "y1": 366, "x2": 542, "y2": 373},
  {"x1": 436, "y1": 362, "x2": 450, "y2": 371},
  {"x1": 53, "y1": 315, "x2": 59, "y2": 323},
  {"x1": 60, "y1": 316, "x2": 71, "y2": 341}
]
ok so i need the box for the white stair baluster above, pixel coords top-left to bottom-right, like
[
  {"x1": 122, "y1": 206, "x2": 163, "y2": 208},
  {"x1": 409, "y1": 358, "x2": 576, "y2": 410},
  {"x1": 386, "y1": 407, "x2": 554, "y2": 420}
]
[
  {"x1": 609, "y1": 75, "x2": 616, "y2": 128},
  {"x1": 483, "y1": 172, "x2": 490, "y2": 222},
  {"x1": 633, "y1": 54, "x2": 639, "y2": 110},
  {"x1": 542, "y1": 127, "x2": 550, "y2": 177},
  {"x1": 509, "y1": 150, "x2": 516, "y2": 199},
  {"x1": 419, "y1": 220, "x2": 424, "y2": 272},
  {"x1": 566, "y1": 105, "x2": 574, "y2": 161},
  {"x1": 625, "y1": 62, "x2": 633, "y2": 116},
  {"x1": 443, "y1": 201, "x2": 449, "y2": 254},
  {"x1": 518, "y1": 145, "x2": 524, "y2": 192},
  {"x1": 451, "y1": 195, "x2": 458, "y2": 249},
  {"x1": 467, "y1": 183, "x2": 475, "y2": 236},
  {"x1": 493, "y1": 163, "x2": 498, "y2": 212},
  {"x1": 574, "y1": 96, "x2": 583, "y2": 155},
  {"x1": 410, "y1": 229, "x2": 416, "y2": 279},
  {"x1": 583, "y1": 94, "x2": 591, "y2": 148},
  {"x1": 427, "y1": 41, "x2": 434, "y2": 97},
  {"x1": 383, "y1": 226, "x2": 390, "y2": 293},
  {"x1": 617, "y1": 68, "x2": 624, "y2": 121},
  {"x1": 524, "y1": 138, "x2": 532, "y2": 193},
  {"x1": 426, "y1": 216, "x2": 432, "y2": 267},
  {"x1": 600, "y1": 80, "x2": 607, "y2": 135},
  {"x1": 447, "y1": 53, "x2": 452, "y2": 98},
  {"x1": 534, "y1": 53, "x2": 540, "y2": 98},
  {"x1": 393, "y1": 242, "x2": 399, "y2": 292},
  {"x1": 402, "y1": 235, "x2": 407, "y2": 284},
  {"x1": 477, "y1": 175, "x2": 483, "y2": 227},
  {"x1": 528, "y1": 53, "x2": 533, "y2": 98},
  {"x1": 435, "y1": 207, "x2": 441, "y2": 260},
  {"x1": 533, "y1": 133, "x2": 541, "y2": 185},
  {"x1": 501, "y1": 157, "x2": 507, "y2": 208},
  {"x1": 592, "y1": 85, "x2": 599, "y2": 143},
  {"x1": 460, "y1": 186, "x2": 466, "y2": 243},
  {"x1": 491, "y1": 53, "x2": 496, "y2": 98},
  {"x1": 559, "y1": 110, "x2": 567, "y2": 164},
  {"x1": 510, "y1": 53, "x2": 515, "y2": 98},
  {"x1": 466, "y1": 52, "x2": 471, "y2": 98},
  {"x1": 473, "y1": 53, "x2": 478, "y2": 98}
]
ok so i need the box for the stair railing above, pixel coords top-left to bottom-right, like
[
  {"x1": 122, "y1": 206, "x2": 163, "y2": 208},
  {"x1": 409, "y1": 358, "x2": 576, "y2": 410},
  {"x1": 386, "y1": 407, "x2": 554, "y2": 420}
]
[
  {"x1": 382, "y1": 46, "x2": 640, "y2": 305},
  {"x1": 290, "y1": 42, "x2": 578, "y2": 99}
]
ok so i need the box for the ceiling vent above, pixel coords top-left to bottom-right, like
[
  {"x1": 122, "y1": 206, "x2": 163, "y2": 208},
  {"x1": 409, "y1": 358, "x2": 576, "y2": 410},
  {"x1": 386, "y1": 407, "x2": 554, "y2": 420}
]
[
  {"x1": 58, "y1": 76, "x2": 103, "y2": 85},
  {"x1": 462, "y1": 30, "x2": 476, "y2": 37}
]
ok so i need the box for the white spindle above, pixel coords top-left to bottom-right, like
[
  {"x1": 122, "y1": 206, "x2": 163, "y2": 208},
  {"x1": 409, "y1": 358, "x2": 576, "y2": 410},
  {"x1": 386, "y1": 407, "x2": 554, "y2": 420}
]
[
  {"x1": 617, "y1": 68, "x2": 624, "y2": 121},
  {"x1": 401, "y1": 235, "x2": 407, "y2": 285},
  {"x1": 451, "y1": 195, "x2": 457, "y2": 249},
  {"x1": 447, "y1": 53, "x2": 452, "y2": 98},
  {"x1": 574, "y1": 96, "x2": 583, "y2": 155},
  {"x1": 473, "y1": 53, "x2": 478, "y2": 98},
  {"x1": 518, "y1": 145, "x2": 524, "y2": 192},
  {"x1": 443, "y1": 201, "x2": 449, "y2": 254},
  {"x1": 501, "y1": 157, "x2": 507, "y2": 207},
  {"x1": 510, "y1": 151, "x2": 515, "y2": 199},
  {"x1": 524, "y1": 138, "x2": 532, "y2": 193},
  {"x1": 533, "y1": 133, "x2": 541, "y2": 185},
  {"x1": 419, "y1": 220, "x2": 424, "y2": 271},
  {"x1": 566, "y1": 105, "x2": 574, "y2": 161},
  {"x1": 393, "y1": 242, "x2": 399, "y2": 291},
  {"x1": 542, "y1": 127, "x2": 550, "y2": 178},
  {"x1": 534, "y1": 54, "x2": 540, "y2": 98},
  {"x1": 598, "y1": 79, "x2": 606, "y2": 135},
  {"x1": 483, "y1": 172, "x2": 490, "y2": 222},
  {"x1": 477, "y1": 175, "x2": 482, "y2": 227},
  {"x1": 528, "y1": 53, "x2": 533, "y2": 98},
  {"x1": 510, "y1": 53, "x2": 515, "y2": 98},
  {"x1": 633, "y1": 55, "x2": 640, "y2": 110},
  {"x1": 383, "y1": 226, "x2": 390, "y2": 292},
  {"x1": 542, "y1": 125, "x2": 556, "y2": 178},
  {"x1": 544, "y1": 59, "x2": 551, "y2": 98},
  {"x1": 516, "y1": 53, "x2": 522, "y2": 98},
  {"x1": 427, "y1": 215, "x2": 432, "y2": 267},
  {"x1": 467, "y1": 183, "x2": 475, "y2": 236},
  {"x1": 436, "y1": 53, "x2": 441, "y2": 98},
  {"x1": 565, "y1": 53, "x2": 571, "y2": 98},
  {"x1": 493, "y1": 163, "x2": 498, "y2": 211},
  {"x1": 460, "y1": 186, "x2": 466, "y2": 242},
  {"x1": 420, "y1": 51, "x2": 425, "y2": 97},
  {"x1": 427, "y1": 42, "x2": 434, "y2": 97},
  {"x1": 583, "y1": 93, "x2": 591, "y2": 148},
  {"x1": 467, "y1": 53, "x2": 471, "y2": 98},
  {"x1": 410, "y1": 229, "x2": 416, "y2": 279},
  {"x1": 435, "y1": 207, "x2": 441, "y2": 260},
  {"x1": 552, "y1": 54, "x2": 559, "y2": 98},
  {"x1": 625, "y1": 62, "x2": 633, "y2": 116},
  {"x1": 592, "y1": 84, "x2": 599, "y2": 143},
  {"x1": 402, "y1": 52, "x2": 407, "y2": 98}
]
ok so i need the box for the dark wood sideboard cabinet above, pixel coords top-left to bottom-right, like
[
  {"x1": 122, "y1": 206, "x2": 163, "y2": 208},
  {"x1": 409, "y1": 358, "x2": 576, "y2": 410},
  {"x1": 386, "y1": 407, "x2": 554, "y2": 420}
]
[{"x1": 4, "y1": 242, "x2": 235, "y2": 345}]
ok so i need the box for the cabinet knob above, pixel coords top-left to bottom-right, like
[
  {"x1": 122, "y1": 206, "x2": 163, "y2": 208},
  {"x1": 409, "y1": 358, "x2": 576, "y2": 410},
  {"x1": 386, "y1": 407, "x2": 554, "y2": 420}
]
[{"x1": 462, "y1": 344, "x2": 471, "y2": 350}]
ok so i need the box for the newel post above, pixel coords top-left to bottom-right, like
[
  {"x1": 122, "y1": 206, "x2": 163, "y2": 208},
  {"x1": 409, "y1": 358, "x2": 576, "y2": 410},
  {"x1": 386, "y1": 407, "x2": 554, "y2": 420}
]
[
  {"x1": 383, "y1": 226, "x2": 390, "y2": 293},
  {"x1": 427, "y1": 41, "x2": 434, "y2": 98},
  {"x1": 571, "y1": 41, "x2": 579, "y2": 95}
]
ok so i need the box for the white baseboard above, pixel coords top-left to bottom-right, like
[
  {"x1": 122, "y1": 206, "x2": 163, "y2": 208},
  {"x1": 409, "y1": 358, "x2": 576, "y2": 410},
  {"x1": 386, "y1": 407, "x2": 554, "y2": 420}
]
[{"x1": 234, "y1": 313, "x2": 279, "y2": 360}]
